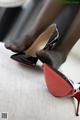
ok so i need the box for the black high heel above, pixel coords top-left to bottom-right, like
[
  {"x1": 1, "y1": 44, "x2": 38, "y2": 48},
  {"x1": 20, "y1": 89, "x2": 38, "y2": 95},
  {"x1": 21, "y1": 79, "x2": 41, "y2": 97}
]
[
  {"x1": 36, "y1": 5, "x2": 79, "y2": 69},
  {"x1": 11, "y1": 24, "x2": 58, "y2": 66},
  {"x1": 11, "y1": 5, "x2": 79, "y2": 67}
]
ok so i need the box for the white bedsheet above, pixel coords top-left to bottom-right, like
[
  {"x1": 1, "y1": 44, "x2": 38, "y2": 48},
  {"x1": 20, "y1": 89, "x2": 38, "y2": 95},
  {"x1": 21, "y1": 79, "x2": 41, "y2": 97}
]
[{"x1": 0, "y1": 40, "x2": 80, "y2": 120}]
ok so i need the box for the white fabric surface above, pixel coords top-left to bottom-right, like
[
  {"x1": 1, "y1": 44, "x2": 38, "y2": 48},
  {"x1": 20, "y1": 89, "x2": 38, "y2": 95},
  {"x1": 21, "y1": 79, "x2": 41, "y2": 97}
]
[
  {"x1": 0, "y1": 41, "x2": 80, "y2": 120},
  {"x1": 0, "y1": 0, "x2": 26, "y2": 7}
]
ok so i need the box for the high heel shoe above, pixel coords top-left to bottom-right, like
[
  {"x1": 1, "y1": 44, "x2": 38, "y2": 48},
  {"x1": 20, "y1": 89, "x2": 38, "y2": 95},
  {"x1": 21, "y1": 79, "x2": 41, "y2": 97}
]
[
  {"x1": 43, "y1": 64, "x2": 80, "y2": 116},
  {"x1": 11, "y1": 24, "x2": 58, "y2": 66},
  {"x1": 36, "y1": 5, "x2": 79, "y2": 69}
]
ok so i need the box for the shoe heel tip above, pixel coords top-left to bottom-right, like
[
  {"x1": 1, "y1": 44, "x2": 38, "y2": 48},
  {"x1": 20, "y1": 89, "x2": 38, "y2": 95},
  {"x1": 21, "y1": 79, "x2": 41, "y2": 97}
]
[{"x1": 76, "y1": 113, "x2": 79, "y2": 116}]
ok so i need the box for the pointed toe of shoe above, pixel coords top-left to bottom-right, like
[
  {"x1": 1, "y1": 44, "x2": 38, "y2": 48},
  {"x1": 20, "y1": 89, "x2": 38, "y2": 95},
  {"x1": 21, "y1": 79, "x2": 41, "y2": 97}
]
[
  {"x1": 11, "y1": 53, "x2": 22, "y2": 61},
  {"x1": 11, "y1": 53, "x2": 38, "y2": 66}
]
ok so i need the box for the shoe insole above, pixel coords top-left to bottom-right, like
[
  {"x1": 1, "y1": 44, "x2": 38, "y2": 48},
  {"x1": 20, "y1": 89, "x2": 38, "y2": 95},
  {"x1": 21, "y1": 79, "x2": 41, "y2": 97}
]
[{"x1": 24, "y1": 24, "x2": 56, "y2": 57}]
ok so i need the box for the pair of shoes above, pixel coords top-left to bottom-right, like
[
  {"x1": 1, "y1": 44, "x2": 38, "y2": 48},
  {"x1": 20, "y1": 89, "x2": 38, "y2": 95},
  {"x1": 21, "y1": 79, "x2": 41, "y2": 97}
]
[
  {"x1": 43, "y1": 64, "x2": 80, "y2": 116},
  {"x1": 11, "y1": 24, "x2": 59, "y2": 66},
  {"x1": 0, "y1": 0, "x2": 26, "y2": 7}
]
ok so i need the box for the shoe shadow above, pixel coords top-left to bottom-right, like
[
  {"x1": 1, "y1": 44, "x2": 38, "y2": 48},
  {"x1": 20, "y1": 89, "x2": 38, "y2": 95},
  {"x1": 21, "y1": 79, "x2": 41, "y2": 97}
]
[{"x1": 18, "y1": 62, "x2": 43, "y2": 74}]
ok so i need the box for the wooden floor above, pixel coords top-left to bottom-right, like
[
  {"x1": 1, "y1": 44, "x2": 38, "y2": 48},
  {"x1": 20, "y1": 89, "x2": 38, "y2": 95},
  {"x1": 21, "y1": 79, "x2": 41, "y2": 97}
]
[{"x1": 0, "y1": 40, "x2": 80, "y2": 120}]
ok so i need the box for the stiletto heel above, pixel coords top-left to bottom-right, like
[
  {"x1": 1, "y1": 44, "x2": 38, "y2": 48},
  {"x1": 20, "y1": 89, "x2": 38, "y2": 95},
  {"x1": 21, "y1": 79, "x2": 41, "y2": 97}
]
[
  {"x1": 74, "y1": 92, "x2": 80, "y2": 116},
  {"x1": 11, "y1": 24, "x2": 58, "y2": 66},
  {"x1": 43, "y1": 64, "x2": 80, "y2": 116}
]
